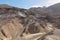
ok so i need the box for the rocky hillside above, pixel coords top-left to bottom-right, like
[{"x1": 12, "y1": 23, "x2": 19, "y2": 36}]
[{"x1": 0, "y1": 4, "x2": 60, "y2": 40}]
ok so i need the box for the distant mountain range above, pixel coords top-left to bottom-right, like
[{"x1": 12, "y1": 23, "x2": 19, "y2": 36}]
[
  {"x1": 27, "y1": 3, "x2": 60, "y2": 18},
  {"x1": 0, "y1": 3, "x2": 60, "y2": 18}
]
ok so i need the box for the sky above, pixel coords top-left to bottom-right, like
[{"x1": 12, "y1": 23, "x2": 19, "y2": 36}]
[{"x1": 0, "y1": 0, "x2": 60, "y2": 8}]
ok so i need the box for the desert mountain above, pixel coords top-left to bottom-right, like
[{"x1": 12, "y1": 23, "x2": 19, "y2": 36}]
[
  {"x1": 0, "y1": 4, "x2": 60, "y2": 40},
  {"x1": 46, "y1": 3, "x2": 60, "y2": 13},
  {"x1": 46, "y1": 3, "x2": 60, "y2": 18}
]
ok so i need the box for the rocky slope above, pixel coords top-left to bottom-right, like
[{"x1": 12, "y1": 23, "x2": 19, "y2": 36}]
[{"x1": 0, "y1": 4, "x2": 60, "y2": 40}]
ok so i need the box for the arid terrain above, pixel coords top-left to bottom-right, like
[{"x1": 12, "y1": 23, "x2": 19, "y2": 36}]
[{"x1": 0, "y1": 3, "x2": 60, "y2": 40}]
